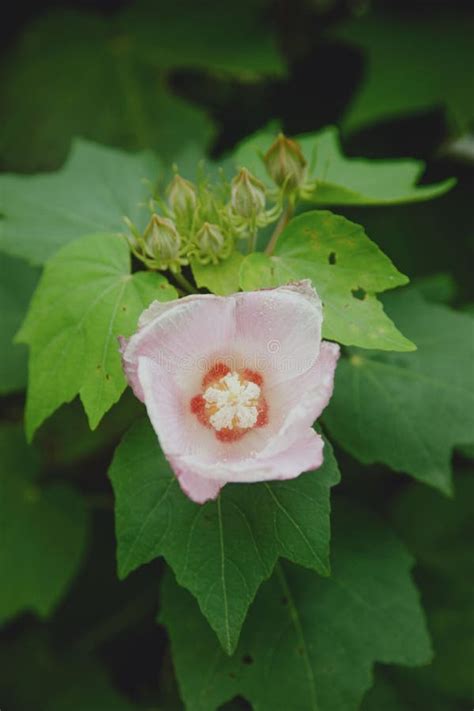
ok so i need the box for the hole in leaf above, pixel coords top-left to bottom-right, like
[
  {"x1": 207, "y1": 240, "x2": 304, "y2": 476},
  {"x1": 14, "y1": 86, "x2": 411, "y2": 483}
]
[
  {"x1": 242, "y1": 654, "x2": 253, "y2": 665},
  {"x1": 351, "y1": 287, "x2": 366, "y2": 300},
  {"x1": 328, "y1": 251, "x2": 336, "y2": 265}
]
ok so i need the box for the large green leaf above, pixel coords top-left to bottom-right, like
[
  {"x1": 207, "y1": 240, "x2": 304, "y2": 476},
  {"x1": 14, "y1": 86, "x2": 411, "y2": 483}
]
[
  {"x1": 0, "y1": 140, "x2": 160, "y2": 264},
  {"x1": 0, "y1": 9, "x2": 214, "y2": 173},
  {"x1": 108, "y1": 418, "x2": 340, "y2": 654},
  {"x1": 161, "y1": 498, "x2": 431, "y2": 711},
  {"x1": 240, "y1": 210, "x2": 414, "y2": 351},
  {"x1": 17, "y1": 232, "x2": 177, "y2": 439},
  {"x1": 333, "y1": 9, "x2": 474, "y2": 133},
  {"x1": 0, "y1": 425, "x2": 89, "y2": 624},
  {"x1": 233, "y1": 126, "x2": 454, "y2": 205},
  {"x1": 0, "y1": 253, "x2": 39, "y2": 393},
  {"x1": 323, "y1": 289, "x2": 474, "y2": 494}
]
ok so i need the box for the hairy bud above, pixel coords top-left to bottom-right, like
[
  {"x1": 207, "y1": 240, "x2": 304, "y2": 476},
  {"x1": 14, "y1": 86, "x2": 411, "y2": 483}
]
[
  {"x1": 263, "y1": 133, "x2": 307, "y2": 191},
  {"x1": 194, "y1": 222, "x2": 228, "y2": 263},
  {"x1": 166, "y1": 174, "x2": 198, "y2": 218},
  {"x1": 231, "y1": 168, "x2": 266, "y2": 219},
  {"x1": 143, "y1": 214, "x2": 182, "y2": 267}
]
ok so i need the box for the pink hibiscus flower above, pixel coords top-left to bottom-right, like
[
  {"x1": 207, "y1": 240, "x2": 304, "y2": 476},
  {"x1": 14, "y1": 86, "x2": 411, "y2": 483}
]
[{"x1": 119, "y1": 281, "x2": 339, "y2": 504}]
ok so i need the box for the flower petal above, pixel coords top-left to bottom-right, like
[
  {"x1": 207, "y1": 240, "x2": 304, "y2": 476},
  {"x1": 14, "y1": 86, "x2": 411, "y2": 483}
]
[
  {"x1": 172, "y1": 428, "x2": 324, "y2": 487},
  {"x1": 233, "y1": 280, "x2": 323, "y2": 385},
  {"x1": 120, "y1": 294, "x2": 236, "y2": 401},
  {"x1": 169, "y1": 457, "x2": 223, "y2": 503}
]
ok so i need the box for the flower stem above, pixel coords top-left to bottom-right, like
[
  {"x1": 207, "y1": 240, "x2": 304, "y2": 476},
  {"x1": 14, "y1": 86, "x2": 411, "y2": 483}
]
[
  {"x1": 174, "y1": 271, "x2": 198, "y2": 294},
  {"x1": 265, "y1": 202, "x2": 293, "y2": 256}
]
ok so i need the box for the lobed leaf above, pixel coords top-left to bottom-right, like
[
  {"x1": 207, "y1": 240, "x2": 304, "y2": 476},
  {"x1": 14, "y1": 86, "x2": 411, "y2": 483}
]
[
  {"x1": 240, "y1": 210, "x2": 415, "y2": 351},
  {"x1": 323, "y1": 289, "x2": 474, "y2": 494},
  {"x1": 17, "y1": 232, "x2": 177, "y2": 438},
  {"x1": 233, "y1": 126, "x2": 454, "y2": 206},
  {"x1": 108, "y1": 418, "x2": 340, "y2": 654},
  {"x1": 161, "y1": 498, "x2": 432, "y2": 711}
]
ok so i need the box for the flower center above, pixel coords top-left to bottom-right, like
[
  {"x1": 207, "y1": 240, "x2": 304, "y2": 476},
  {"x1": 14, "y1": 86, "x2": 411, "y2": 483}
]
[
  {"x1": 204, "y1": 372, "x2": 260, "y2": 431},
  {"x1": 190, "y1": 362, "x2": 268, "y2": 442}
]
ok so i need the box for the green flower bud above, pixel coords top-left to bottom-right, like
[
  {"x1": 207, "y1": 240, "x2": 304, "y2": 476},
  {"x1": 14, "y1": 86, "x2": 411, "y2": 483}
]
[
  {"x1": 230, "y1": 168, "x2": 266, "y2": 218},
  {"x1": 166, "y1": 174, "x2": 198, "y2": 218},
  {"x1": 263, "y1": 133, "x2": 307, "y2": 190},
  {"x1": 194, "y1": 222, "x2": 227, "y2": 263},
  {"x1": 143, "y1": 214, "x2": 182, "y2": 267}
]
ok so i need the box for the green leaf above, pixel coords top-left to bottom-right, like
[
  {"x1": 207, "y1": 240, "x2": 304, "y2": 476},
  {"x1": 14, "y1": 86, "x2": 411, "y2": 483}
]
[
  {"x1": 109, "y1": 418, "x2": 340, "y2": 654},
  {"x1": 391, "y1": 473, "x2": 474, "y2": 701},
  {"x1": 122, "y1": 0, "x2": 285, "y2": 78},
  {"x1": 323, "y1": 289, "x2": 474, "y2": 494},
  {"x1": 161, "y1": 498, "x2": 431, "y2": 711},
  {"x1": 0, "y1": 253, "x2": 39, "y2": 394},
  {"x1": 0, "y1": 425, "x2": 89, "y2": 624},
  {"x1": 233, "y1": 126, "x2": 454, "y2": 205},
  {"x1": 240, "y1": 210, "x2": 415, "y2": 351},
  {"x1": 190, "y1": 251, "x2": 245, "y2": 295},
  {"x1": 17, "y1": 232, "x2": 177, "y2": 438},
  {"x1": 0, "y1": 139, "x2": 160, "y2": 265},
  {"x1": 0, "y1": 9, "x2": 214, "y2": 173},
  {"x1": 333, "y1": 9, "x2": 474, "y2": 133}
]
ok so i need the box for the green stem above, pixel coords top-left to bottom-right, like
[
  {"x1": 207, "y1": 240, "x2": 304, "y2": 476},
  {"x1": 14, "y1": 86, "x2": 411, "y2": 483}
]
[
  {"x1": 265, "y1": 202, "x2": 293, "y2": 256},
  {"x1": 174, "y1": 271, "x2": 198, "y2": 294}
]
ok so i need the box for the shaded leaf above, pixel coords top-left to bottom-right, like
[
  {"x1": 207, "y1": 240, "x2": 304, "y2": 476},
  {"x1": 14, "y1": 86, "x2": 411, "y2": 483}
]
[
  {"x1": 17, "y1": 232, "x2": 177, "y2": 438},
  {"x1": 0, "y1": 9, "x2": 214, "y2": 172},
  {"x1": 233, "y1": 126, "x2": 454, "y2": 205},
  {"x1": 0, "y1": 253, "x2": 39, "y2": 393},
  {"x1": 333, "y1": 9, "x2": 474, "y2": 133},
  {"x1": 123, "y1": 0, "x2": 285, "y2": 78},
  {"x1": 161, "y1": 498, "x2": 431, "y2": 711},
  {"x1": 324, "y1": 290, "x2": 474, "y2": 493},
  {"x1": 240, "y1": 210, "x2": 414, "y2": 351},
  {"x1": 0, "y1": 425, "x2": 89, "y2": 624},
  {"x1": 109, "y1": 418, "x2": 340, "y2": 654}
]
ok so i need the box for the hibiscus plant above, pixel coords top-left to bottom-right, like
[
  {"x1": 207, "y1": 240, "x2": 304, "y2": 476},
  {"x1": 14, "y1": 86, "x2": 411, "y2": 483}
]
[{"x1": 0, "y1": 2, "x2": 473, "y2": 710}]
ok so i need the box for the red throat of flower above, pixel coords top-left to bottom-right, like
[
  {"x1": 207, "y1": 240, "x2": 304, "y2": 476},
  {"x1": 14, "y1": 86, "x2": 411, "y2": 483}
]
[{"x1": 190, "y1": 362, "x2": 268, "y2": 442}]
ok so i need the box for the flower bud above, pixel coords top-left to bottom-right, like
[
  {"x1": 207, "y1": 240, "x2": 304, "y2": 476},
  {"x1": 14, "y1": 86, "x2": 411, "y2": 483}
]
[
  {"x1": 263, "y1": 133, "x2": 307, "y2": 190},
  {"x1": 166, "y1": 174, "x2": 197, "y2": 218},
  {"x1": 143, "y1": 214, "x2": 181, "y2": 266},
  {"x1": 230, "y1": 168, "x2": 266, "y2": 219},
  {"x1": 195, "y1": 222, "x2": 226, "y2": 262}
]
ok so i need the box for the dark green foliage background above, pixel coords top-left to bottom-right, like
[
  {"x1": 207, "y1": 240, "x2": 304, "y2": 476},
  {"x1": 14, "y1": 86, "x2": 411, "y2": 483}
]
[{"x1": 0, "y1": 0, "x2": 472, "y2": 709}]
